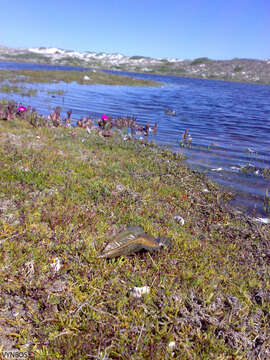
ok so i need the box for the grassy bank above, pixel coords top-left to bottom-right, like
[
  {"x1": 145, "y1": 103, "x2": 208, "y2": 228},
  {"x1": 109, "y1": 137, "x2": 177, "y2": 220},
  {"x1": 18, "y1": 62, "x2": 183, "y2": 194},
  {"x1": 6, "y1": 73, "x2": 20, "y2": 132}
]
[
  {"x1": 0, "y1": 69, "x2": 160, "y2": 87},
  {"x1": 0, "y1": 107, "x2": 269, "y2": 359},
  {"x1": 0, "y1": 85, "x2": 37, "y2": 97}
]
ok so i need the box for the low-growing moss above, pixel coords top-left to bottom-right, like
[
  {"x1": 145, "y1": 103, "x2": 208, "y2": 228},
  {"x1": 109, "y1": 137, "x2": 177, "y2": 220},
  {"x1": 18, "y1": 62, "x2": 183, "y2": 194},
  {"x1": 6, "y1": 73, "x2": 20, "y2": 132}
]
[{"x1": 0, "y1": 108, "x2": 269, "y2": 359}]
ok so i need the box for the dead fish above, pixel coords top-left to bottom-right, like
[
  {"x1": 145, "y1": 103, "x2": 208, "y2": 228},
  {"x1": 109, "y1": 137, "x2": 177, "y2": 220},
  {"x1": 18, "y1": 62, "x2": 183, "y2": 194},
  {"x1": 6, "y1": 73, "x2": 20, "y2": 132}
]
[
  {"x1": 156, "y1": 236, "x2": 171, "y2": 248},
  {"x1": 99, "y1": 226, "x2": 171, "y2": 259}
]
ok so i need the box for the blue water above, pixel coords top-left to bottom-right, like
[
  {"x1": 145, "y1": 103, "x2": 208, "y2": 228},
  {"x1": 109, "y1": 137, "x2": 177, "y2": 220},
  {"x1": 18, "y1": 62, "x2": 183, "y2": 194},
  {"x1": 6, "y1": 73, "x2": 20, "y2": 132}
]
[
  {"x1": 1, "y1": 61, "x2": 270, "y2": 216},
  {"x1": 0, "y1": 60, "x2": 88, "y2": 72}
]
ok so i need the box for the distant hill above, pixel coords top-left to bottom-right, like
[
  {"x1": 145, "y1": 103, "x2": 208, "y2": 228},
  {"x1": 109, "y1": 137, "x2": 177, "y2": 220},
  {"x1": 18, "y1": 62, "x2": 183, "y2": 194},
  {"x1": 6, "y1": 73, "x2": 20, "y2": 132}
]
[{"x1": 0, "y1": 45, "x2": 269, "y2": 85}]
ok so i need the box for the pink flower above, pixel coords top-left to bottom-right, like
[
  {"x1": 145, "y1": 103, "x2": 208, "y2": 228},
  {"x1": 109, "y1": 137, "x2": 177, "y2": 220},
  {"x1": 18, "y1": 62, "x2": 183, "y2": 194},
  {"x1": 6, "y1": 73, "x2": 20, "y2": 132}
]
[
  {"x1": 101, "y1": 114, "x2": 108, "y2": 120},
  {"x1": 17, "y1": 106, "x2": 27, "y2": 113}
]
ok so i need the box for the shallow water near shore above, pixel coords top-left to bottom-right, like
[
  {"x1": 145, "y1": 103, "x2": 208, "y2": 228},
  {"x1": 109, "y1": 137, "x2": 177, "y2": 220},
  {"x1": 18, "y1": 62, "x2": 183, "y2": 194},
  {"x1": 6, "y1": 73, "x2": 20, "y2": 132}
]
[{"x1": 1, "y1": 61, "x2": 270, "y2": 217}]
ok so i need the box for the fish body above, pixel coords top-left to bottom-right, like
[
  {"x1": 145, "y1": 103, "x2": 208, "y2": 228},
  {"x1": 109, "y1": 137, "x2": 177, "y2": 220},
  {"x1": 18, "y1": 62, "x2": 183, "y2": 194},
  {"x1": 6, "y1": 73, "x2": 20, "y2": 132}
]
[{"x1": 99, "y1": 226, "x2": 164, "y2": 259}]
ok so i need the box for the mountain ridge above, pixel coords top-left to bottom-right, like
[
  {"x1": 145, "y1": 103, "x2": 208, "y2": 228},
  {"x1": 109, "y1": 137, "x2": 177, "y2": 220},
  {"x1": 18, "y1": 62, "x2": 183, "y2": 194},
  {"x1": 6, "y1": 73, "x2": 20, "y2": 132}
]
[{"x1": 0, "y1": 45, "x2": 269, "y2": 85}]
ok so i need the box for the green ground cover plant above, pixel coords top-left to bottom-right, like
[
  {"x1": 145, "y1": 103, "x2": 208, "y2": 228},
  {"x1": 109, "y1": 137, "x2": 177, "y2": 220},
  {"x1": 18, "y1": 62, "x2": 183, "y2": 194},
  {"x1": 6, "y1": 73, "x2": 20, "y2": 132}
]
[
  {"x1": 0, "y1": 104, "x2": 269, "y2": 359},
  {"x1": 46, "y1": 90, "x2": 66, "y2": 96},
  {"x1": 0, "y1": 85, "x2": 37, "y2": 96},
  {"x1": 0, "y1": 69, "x2": 160, "y2": 87}
]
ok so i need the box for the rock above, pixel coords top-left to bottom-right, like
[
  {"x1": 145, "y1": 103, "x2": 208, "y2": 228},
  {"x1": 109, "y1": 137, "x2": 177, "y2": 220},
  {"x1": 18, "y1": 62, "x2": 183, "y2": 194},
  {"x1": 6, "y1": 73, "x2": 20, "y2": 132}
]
[
  {"x1": 50, "y1": 257, "x2": 61, "y2": 272},
  {"x1": 174, "y1": 215, "x2": 185, "y2": 225},
  {"x1": 211, "y1": 167, "x2": 223, "y2": 172},
  {"x1": 168, "y1": 341, "x2": 176, "y2": 351},
  {"x1": 255, "y1": 217, "x2": 270, "y2": 224},
  {"x1": 202, "y1": 188, "x2": 209, "y2": 193},
  {"x1": 129, "y1": 286, "x2": 150, "y2": 298}
]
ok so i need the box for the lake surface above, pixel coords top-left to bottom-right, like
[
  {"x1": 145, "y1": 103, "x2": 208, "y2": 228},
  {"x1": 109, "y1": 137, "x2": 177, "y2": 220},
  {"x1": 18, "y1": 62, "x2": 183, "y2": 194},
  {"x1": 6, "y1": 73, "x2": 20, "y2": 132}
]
[{"x1": 1, "y1": 61, "x2": 270, "y2": 217}]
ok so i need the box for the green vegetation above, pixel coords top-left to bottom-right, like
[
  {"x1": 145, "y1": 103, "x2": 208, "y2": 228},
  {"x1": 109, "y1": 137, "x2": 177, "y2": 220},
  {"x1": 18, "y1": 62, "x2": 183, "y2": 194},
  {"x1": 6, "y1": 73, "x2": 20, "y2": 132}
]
[
  {"x1": 130, "y1": 56, "x2": 150, "y2": 60},
  {"x1": 3, "y1": 52, "x2": 52, "y2": 64},
  {"x1": 262, "y1": 167, "x2": 270, "y2": 179},
  {"x1": 0, "y1": 85, "x2": 37, "y2": 96},
  {"x1": 55, "y1": 56, "x2": 88, "y2": 67},
  {"x1": 149, "y1": 64, "x2": 186, "y2": 76},
  {"x1": 234, "y1": 65, "x2": 243, "y2": 72},
  {"x1": 190, "y1": 57, "x2": 211, "y2": 65},
  {"x1": 264, "y1": 189, "x2": 270, "y2": 214},
  {"x1": 47, "y1": 89, "x2": 66, "y2": 95},
  {"x1": 0, "y1": 69, "x2": 161, "y2": 87},
  {"x1": 0, "y1": 105, "x2": 269, "y2": 359},
  {"x1": 169, "y1": 67, "x2": 186, "y2": 75}
]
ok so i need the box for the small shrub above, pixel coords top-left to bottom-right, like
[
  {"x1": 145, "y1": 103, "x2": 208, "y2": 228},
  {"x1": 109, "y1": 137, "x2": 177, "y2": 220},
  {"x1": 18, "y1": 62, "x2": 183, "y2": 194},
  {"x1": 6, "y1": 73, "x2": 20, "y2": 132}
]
[
  {"x1": 234, "y1": 65, "x2": 243, "y2": 72},
  {"x1": 129, "y1": 55, "x2": 149, "y2": 60},
  {"x1": 190, "y1": 57, "x2": 211, "y2": 65}
]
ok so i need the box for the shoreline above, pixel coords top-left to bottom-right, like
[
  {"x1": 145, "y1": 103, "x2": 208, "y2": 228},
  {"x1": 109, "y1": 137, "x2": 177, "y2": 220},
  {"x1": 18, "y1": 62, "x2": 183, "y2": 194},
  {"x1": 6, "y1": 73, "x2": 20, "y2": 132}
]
[
  {"x1": 1, "y1": 98, "x2": 269, "y2": 217},
  {"x1": 1, "y1": 57, "x2": 269, "y2": 86},
  {"x1": 0, "y1": 102, "x2": 269, "y2": 358},
  {"x1": 105, "y1": 67, "x2": 270, "y2": 87},
  {"x1": 1, "y1": 59, "x2": 270, "y2": 86},
  {"x1": 0, "y1": 67, "x2": 161, "y2": 87},
  {"x1": 0, "y1": 71, "x2": 269, "y2": 217}
]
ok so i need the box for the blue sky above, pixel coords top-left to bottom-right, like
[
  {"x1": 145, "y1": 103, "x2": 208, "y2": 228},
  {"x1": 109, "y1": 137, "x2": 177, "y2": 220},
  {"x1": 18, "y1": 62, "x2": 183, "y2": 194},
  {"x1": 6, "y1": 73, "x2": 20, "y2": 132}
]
[{"x1": 0, "y1": 0, "x2": 269, "y2": 60}]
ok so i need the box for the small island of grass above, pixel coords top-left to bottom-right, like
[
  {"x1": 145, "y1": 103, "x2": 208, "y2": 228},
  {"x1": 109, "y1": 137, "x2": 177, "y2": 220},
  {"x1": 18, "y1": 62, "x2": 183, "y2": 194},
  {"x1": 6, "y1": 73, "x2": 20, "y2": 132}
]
[
  {"x1": 0, "y1": 69, "x2": 161, "y2": 87},
  {"x1": 0, "y1": 84, "x2": 37, "y2": 96}
]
